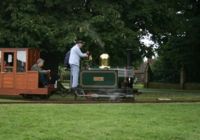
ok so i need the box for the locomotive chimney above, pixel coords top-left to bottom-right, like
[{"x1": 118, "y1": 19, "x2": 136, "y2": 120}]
[
  {"x1": 126, "y1": 49, "x2": 133, "y2": 68},
  {"x1": 126, "y1": 49, "x2": 133, "y2": 88}
]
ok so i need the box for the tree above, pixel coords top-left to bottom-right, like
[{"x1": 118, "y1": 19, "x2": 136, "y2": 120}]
[
  {"x1": 0, "y1": 0, "x2": 199, "y2": 83},
  {"x1": 0, "y1": 0, "x2": 143, "y2": 68},
  {"x1": 151, "y1": 0, "x2": 200, "y2": 82}
]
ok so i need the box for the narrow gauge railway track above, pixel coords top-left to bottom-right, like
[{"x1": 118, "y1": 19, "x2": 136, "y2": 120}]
[{"x1": 1, "y1": 99, "x2": 200, "y2": 104}]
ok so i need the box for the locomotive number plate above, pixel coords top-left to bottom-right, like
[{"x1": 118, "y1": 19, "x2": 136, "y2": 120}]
[{"x1": 93, "y1": 77, "x2": 104, "y2": 81}]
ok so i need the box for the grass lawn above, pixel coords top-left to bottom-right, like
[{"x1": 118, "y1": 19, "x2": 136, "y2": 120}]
[
  {"x1": 0, "y1": 103, "x2": 200, "y2": 140},
  {"x1": 137, "y1": 88, "x2": 200, "y2": 101}
]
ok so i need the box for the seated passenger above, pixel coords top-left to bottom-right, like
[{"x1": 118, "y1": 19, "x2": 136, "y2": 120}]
[{"x1": 31, "y1": 58, "x2": 51, "y2": 87}]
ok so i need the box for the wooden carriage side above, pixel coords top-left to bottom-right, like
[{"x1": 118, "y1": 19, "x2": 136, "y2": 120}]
[{"x1": 0, "y1": 48, "x2": 52, "y2": 96}]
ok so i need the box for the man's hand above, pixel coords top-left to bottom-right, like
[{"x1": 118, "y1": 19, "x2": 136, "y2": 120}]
[{"x1": 85, "y1": 51, "x2": 90, "y2": 57}]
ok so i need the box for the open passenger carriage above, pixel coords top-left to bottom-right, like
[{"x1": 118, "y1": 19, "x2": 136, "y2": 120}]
[{"x1": 0, "y1": 48, "x2": 55, "y2": 98}]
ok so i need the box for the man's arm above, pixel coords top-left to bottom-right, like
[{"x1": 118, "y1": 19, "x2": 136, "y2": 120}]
[
  {"x1": 31, "y1": 64, "x2": 50, "y2": 74},
  {"x1": 76, "y1": 47, "x2": 88, "y2": 58}
]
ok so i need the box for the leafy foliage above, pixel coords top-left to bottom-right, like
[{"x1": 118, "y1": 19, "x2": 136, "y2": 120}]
[
  {"x1": 0, "y1": 0, "x2": 143, "y2": 67},
  {"x1": 0, "y1": 0, "x2": 199, "y2": 82}
]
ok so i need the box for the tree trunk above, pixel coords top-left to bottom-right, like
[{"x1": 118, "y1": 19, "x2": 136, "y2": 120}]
[
  {"x1": 144, "y1": 62, "x2": 150, "y2": 88},
  {"x1": 180, "y1": 65, "x2": 185, "y2": 89}
]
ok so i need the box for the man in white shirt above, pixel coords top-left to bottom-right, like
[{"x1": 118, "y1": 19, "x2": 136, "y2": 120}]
[{"x1": 69, "y1": 40, "x2": 89, "y2": 94}]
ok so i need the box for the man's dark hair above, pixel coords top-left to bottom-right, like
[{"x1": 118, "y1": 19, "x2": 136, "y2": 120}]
[{"x1": 76, "y1": 40, "x2": 85, "y2": 44}]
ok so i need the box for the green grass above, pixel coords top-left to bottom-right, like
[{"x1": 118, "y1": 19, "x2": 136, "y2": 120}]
[
  {"x1": 137, "y1": 88, "x2": 200, "y2": 101},
  {"x1": 0, "y1": 103, "x2": 200, "y2": 140},
  {"x1": 133, "y1": 84, "x2": 144, "y2": 89}
]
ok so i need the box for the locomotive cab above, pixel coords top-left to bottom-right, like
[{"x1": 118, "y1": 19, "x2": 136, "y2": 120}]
[{"x1": 0, "y1": 48, "x2": 55, "y2": 98}]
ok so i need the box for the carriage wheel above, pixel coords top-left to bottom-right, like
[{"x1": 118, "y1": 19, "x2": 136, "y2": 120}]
[
  {"x1": 39, "y1": 95, "x2": 50, "y2": 100},
  {"x1": 21, "y1": 94, "x2": 33, "y2": 99}
]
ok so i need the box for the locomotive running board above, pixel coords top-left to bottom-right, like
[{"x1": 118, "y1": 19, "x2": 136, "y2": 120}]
[
  {"x1": 76, "y1": 90, "x2": 134, "y2": 98},
  {"x1": 73, "y1": 88, "x2": 135, "y2": 100},
  {"x1": 79, "y1": 94, "x2": 134, "y2": 98}
]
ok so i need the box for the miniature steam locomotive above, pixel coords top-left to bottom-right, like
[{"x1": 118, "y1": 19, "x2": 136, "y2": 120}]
[{"x1": 74, "y1": 49, "x2": 136, "y2": 100}]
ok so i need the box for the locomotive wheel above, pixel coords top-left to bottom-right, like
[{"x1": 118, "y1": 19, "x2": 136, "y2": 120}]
[
  {"x1": 123, "y1": 97, "x2": 135, "y2": 102},
  {"x1": 55, "y1": 90, "x2": 67, "y2": 97}
]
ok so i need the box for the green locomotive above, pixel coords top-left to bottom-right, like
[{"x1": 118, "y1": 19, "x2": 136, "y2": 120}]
[{"x1": 74, "y1": 50, "x2": 136, "y2": 100}]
